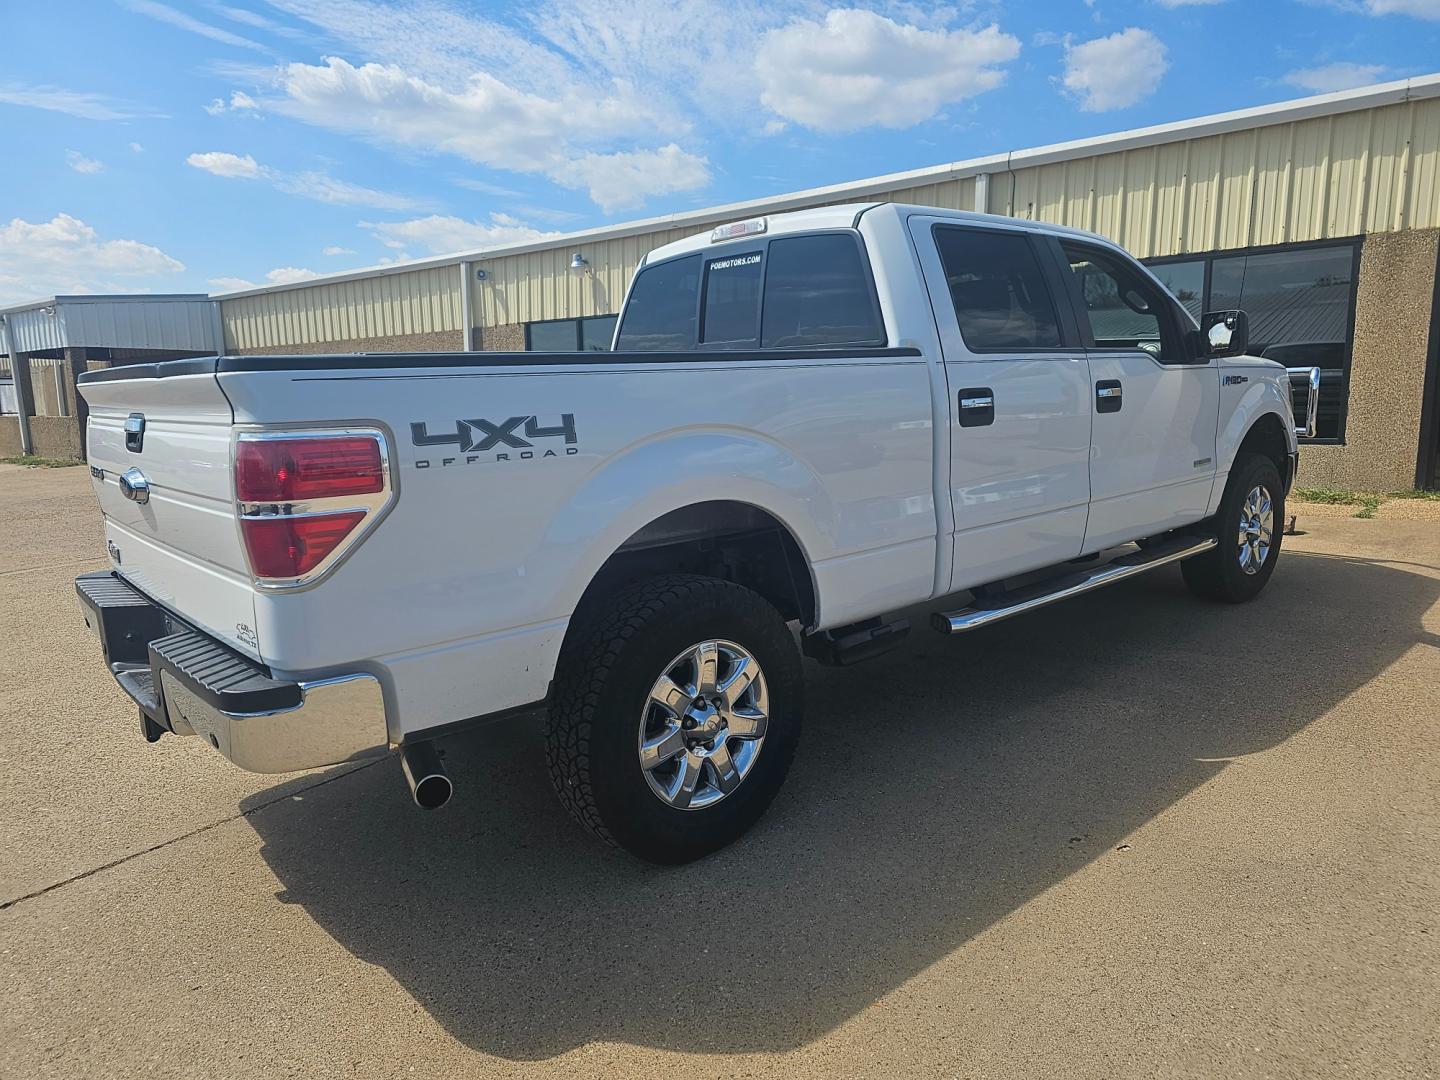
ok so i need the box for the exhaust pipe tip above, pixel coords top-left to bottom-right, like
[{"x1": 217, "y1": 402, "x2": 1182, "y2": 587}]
[{"x1": 401, "y1": 741, "x2": 452, "y2": 809}]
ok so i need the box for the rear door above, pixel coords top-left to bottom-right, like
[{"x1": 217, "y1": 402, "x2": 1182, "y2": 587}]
[
  {"x1": 1049, "y1": 238, "x2": 1219, "y2": 551},
  {"x1": 910, "y1": 217, "x2": 1093, "y2": 591},
  {"x1": 80, "y1": 367, "x2": 261, "y2": 659}
]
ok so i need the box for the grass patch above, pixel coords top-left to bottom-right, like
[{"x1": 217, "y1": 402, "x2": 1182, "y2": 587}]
[
  {"x1": 1387, "y1": 489, "x2": 1440, "y2": 501},
  {"x1": 1293, "y1": 487, "x2": 1440, "y2": 515},
  {"x1": 0, "y1": 454, "x2": 84, "y2": 468},
  {"x1": 1294, "y1": 487, "x2": 1368, "y2": 505},
  {"x1": 1354, "y1": 495, "x2": 1382, "y2": 519}
]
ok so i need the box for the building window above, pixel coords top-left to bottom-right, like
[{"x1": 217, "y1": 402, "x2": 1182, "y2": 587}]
[
  {"x1": 1147, "y1": 239, "x2": 1361, "y2": 442},
  {"x1": 525, "y1": 314, "x2": 619, "y2": 351}
]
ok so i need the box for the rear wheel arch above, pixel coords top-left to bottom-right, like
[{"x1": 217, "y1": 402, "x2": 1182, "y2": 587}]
[{"x1": 564, "y1": 500, "x2": 818, "y2": 648}]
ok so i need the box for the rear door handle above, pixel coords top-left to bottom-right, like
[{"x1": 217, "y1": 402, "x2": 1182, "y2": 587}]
[
  {"x1": 1096, "y1": 380, "x2": 1123, "y2": 413},
  {"x1": 958, "y1": 388, "x2": 994, "y2": 427}
]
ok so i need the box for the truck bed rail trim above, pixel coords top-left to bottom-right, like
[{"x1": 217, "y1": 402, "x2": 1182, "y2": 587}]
[{"x1": 77, "y1": 347, "x2": 924, "y2": 384}]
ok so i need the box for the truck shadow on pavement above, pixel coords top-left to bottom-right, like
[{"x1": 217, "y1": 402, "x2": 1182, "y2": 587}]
[{"x1": 244, "y1": 551, "x2": 1438, "y2": 1060}]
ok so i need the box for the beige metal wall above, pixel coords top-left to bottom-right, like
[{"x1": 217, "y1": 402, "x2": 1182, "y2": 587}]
[
  {"x1": 217, "y1": 96, "x2": 1438, "y2": 348},
  {"x1": 467, "y1": 177, "x2": 979, "y2": 330},
  {"x1": 222, "y1": 265, "x2": 460, "y2": 352},
  {"x1": 991, "y1": 96, "x2": 1440, "y2": 258}
]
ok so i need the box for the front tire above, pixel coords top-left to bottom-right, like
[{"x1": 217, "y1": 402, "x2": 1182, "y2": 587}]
[
  {"x1": 545, "y1": 574, "x2": 803, "y2": 864},
  {"x1": 1182, "y1": 452, "x2": 1284, "y2": 603}
]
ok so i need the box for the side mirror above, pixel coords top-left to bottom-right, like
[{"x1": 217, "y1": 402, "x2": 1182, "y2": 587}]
[{"x1": 1202, "y1": 309, "x2": 1249, "y2": 357}]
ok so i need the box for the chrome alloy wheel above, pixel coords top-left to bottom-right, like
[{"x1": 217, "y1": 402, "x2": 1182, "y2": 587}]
[
  {"x1": 638, "y1": 640, "x2": 768, "y2": 810},
  {"x1": 1237, "y1": 484, "x2": 1274, "y2": 576}
]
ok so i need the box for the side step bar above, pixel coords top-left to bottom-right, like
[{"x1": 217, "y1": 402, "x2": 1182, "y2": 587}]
[{"x1": 932, "y1": 535, "x2": 1218, "y2": 635}]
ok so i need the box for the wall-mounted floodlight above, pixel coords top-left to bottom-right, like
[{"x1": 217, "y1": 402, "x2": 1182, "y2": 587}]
[
  {"x1": 475, "y1": 268, "x2": 488, "y2": 281},
  {"x1": 569, "y1": 252, "x2": 589, "y2": 272}
]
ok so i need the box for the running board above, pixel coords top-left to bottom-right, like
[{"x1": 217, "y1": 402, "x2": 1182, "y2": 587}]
[{"x1": 932, "y1": 535, "x2": 1218, "y2": 635}]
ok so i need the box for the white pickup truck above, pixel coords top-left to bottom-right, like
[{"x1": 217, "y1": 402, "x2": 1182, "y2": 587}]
[{"x1": 76, "y1": 203, "x2": 1310, "y2": 863}]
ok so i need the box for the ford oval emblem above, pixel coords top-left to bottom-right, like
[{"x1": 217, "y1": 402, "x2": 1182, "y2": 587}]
[{"x1": 118, "y1": 467, "x2": 151, "y2": 504}]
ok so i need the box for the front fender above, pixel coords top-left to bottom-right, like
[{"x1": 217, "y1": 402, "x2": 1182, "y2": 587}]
[{"x1": 1213, "y1": 364, "x2": 1296, "y2": 510}]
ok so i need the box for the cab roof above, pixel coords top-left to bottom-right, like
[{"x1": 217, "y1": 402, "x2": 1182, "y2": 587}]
[{"x1": 641, "y1": 202, "x2": 1122, "y2": 266}]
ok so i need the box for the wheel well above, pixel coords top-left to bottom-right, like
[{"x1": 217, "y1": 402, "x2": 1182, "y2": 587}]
[
  {"x1": 570, "y1": 502, "x2": 817, "y2": 633},
  {"x1": 1237, "y1": 413, "x2": 1290, "y2": 484}
]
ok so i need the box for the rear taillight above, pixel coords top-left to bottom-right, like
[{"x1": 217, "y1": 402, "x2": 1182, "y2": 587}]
[
  {"x1": 235, "y1": 431, "x2": 392, "y2": 587},
  {"x1": 236, "y1": 437, "x2": 383, "y2": 502},
  {"x1": 240, "y1": 512, "x2": 367, "y2": 578}
]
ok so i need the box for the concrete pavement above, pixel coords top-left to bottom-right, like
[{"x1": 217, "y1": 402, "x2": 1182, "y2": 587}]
[{"x1": 2, "y1": 463, "x2": 1437, "y2": 1078}]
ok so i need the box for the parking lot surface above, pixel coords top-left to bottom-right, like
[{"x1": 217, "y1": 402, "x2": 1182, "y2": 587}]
[{"x1": 2, "y1": 463, "x2": 1437, "y2": 1079}]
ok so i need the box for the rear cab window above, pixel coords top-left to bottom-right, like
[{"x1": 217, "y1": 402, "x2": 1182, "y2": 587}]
[{"x1": 616, "y1": 231, "x2": 885, "y2": 353}]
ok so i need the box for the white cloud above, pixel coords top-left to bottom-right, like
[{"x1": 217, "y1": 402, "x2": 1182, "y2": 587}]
[
  {"x1": 0, "y1": 214, "x2": 184, "y2": 305},
  {"x1": 322, "y1": 245, "x2": 356, "y2": 255},
  {"x1": 1283, "y1": 62, "x2": 1389, "y2": 93},
  {"x1": 559, "y1": 145, "x2": 712, "y2": 213},
  {"x1": 186, "y1": 149, "x2": 422, "y2": 209},
  {"x1": 209, "y1": 267, "x2": 325, "y2": 292},
  {"x1": 264, "y1": 266, "x2": 320, "y2": 284},
  {"x1": 261, "y1": 56, "x2": 707, "y2": 211},
  {"x1": 0, "y1": 83, "x2": 158, "y2": 121},
  {"x1": 65, "y1": 150, "x2": 105, "y2": 174},
  {"x1": 205, "y1": 89, "x2": 259, "y2": 115},
  {"x1": 361, "y1": 212, "x2": 559, "y2": 254},
  {"x1": 118, "y1": 0, "x2": 267, "y2": 51},
  {"x1": 1062, "y1": 28, "x2": 1168, "y2": 111},
  {"x1": 208, "y1": 275, "x2": 259, "y2": 291},
  {"x1": 1358, "y1": 0, "x2": 1440, "y2": 17},
  {"x1": 754, "y1": 10, "x2": 1020, "y2": 132},
  {"x1": 187, "y1": 150, "x2": 262, "y2": 178},
  {"x1": 129, "y1": 141, "x2": 144, "y2": 153}
]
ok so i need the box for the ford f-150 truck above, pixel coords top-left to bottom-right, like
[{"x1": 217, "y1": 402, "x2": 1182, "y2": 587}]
[{"x1": 75, "y1": 203, "x2": 1312, "y2": 864}]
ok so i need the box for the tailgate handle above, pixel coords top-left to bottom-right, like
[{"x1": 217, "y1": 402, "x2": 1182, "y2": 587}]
[{"x1": 124, "y1": 413, "x2": 146, "y2": 453}]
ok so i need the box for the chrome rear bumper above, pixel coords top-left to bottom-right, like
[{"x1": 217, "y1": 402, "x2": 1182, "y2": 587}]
[{"x1": 76, "y1": 570, "x2": 390, "y2": 773}]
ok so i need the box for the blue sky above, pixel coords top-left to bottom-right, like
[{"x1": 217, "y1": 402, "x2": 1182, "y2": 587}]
[{"x1": 1, "y1": 0, "x2": 1437, "y2": 303}]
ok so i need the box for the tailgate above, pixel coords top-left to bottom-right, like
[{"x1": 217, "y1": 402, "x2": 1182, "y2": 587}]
[{"x1": 80, "y1": 367, "x2": 260, "y2": 659}]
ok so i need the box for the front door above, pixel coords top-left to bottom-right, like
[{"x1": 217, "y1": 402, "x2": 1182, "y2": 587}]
[
  {"x1": 1051, "y1": 238, "x2": 1219, "y2": 552},
  {"x1": 911, "y1": 217, "x2": 1094, "y2": 592}
]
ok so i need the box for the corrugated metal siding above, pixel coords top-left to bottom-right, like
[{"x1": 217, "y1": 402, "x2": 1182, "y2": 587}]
[
  {"x1": 221, "y1": 265, "x2": 460, "y2": 350},
  {"x1": 471, "y1": 176, "x2": 976, "y2": 328},
  {"x1": 4, "y1": 300, "x2": 217, "y2": 353},
  {"x1": 214, "y1": 97, "x2": 1439, "y2": 347},
  {"x1": 991, "y1": 96, "x2": 1440, "y2": 258}
]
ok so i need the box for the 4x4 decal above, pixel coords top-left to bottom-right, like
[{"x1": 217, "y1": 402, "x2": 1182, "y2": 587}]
[{"x1": 410, "y1": 414, "x2": 579, "y2": 468}]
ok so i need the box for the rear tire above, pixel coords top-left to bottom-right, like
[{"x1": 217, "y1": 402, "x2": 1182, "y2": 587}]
[
  {"x1": 545, "y1": 574, "x2": 803, "y2": 864},
  {"x1": 1182, "y1": 452, "x2": 1284, "y2": 603}
]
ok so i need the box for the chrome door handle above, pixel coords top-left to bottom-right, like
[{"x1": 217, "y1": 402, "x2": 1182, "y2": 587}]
[
  {"x1": 1096, "y1": 380, "x2": 1122, "y2": 413},
  {"x1": 958, "y1": 387, "x2": 995, "y2": 427}
]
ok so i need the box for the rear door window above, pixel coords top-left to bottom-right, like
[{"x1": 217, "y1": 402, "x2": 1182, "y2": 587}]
[
  {"x1": 616, "y1": 254, "x2": 701, "y2": 351},
  {"x1": 933, "y1": 227, "x2": 1063, "y2": 350},
  {"x1": 701, "y1": 251, "x2": 763, "y2": 345},
  {"x1": 760, "y1": 234, "x2": 883, "y2": 348}
]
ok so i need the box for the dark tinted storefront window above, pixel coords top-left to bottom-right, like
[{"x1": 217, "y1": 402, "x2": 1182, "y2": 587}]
[
  {"x1": 1146, "y1": 241, "x2": 1359, "y2": 440},
  {"x1": 526, "y1": 314, "x2": 618, "y2": 351},
  {"x1": 1151, "y1": 260, "x2": 1205, "y2": 322}
]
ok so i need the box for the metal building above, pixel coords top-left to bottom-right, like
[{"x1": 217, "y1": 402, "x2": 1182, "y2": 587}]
[{"x1": 5, "y1": 75, "x2": 1440, "y2": 489}]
